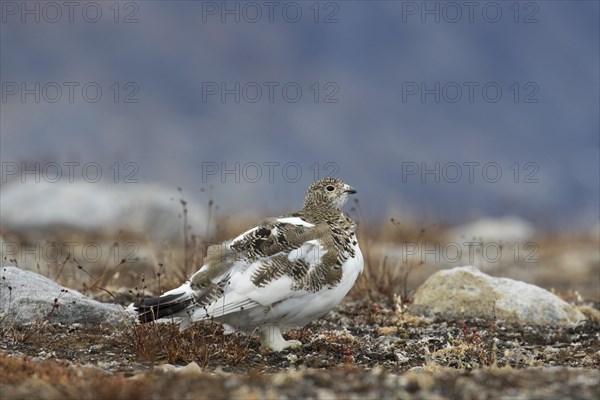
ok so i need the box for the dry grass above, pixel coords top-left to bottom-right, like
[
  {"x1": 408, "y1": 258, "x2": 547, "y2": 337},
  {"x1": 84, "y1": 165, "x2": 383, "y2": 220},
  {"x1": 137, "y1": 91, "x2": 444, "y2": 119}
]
[
  {"x1": 1, "y1": 192, "x2": 438, "y2": 305},
  {"x1": 423, "y1": 321, "x2": 498, "y2": 370},
  {"x1": 126, "y1": 322, "x2": 252, "y2": 366},
  {"x1": 3, "y1": 206, "x2": 598, "y2": 310}
]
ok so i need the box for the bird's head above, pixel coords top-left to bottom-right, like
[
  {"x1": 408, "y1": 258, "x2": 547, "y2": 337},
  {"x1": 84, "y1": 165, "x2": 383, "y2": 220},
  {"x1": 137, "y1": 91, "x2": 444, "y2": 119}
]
[{"x1": 303, "y1": 177, "x2": 357, "y2": 211}]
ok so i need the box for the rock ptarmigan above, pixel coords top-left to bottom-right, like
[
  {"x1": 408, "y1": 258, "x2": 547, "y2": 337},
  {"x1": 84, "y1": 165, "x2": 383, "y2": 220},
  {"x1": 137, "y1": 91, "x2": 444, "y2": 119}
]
[{"x1": 130, "y1": 178, "x2": 363, "y2": 351}]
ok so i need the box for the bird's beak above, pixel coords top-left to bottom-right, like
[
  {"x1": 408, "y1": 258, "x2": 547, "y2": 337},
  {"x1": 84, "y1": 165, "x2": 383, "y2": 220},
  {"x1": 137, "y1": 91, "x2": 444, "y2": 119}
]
[{"x1": 343, "y1": 184, "x2": 357, "y2": 194}]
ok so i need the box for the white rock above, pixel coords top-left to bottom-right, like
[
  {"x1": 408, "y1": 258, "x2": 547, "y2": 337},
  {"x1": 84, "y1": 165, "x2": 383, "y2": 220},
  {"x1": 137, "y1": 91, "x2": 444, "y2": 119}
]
[
  {"x1": 0, "y1": 180, "x2": 208, "y2": 242},
  {"x1": 449, "y1": 216, "x2": 535, "y2": 243},
  {"x1": 409, "y1": 266, "x2": 586, "y2": 326},
  {"x1": 446, "y1": 217, "x2": 537, "y2": 269},
  {"x1": 155, "y1": 362, "x2": 203, "y2": 375},
  {"x1": 0, "y1": 266, "x2": 129, "y2": 325}
]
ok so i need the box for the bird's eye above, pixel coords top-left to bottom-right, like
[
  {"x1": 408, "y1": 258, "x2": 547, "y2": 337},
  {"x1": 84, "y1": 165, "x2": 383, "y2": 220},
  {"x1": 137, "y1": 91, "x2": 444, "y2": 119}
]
[{"x1": 326, "y1": 185, "x2": 335, "y2": 191}]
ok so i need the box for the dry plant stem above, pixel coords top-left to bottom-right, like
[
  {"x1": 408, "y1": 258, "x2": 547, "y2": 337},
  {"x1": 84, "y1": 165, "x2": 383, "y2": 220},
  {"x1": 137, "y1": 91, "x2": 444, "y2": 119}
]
[{"x1": 178, "y1": 187, "x2": 190, "y2": 280}]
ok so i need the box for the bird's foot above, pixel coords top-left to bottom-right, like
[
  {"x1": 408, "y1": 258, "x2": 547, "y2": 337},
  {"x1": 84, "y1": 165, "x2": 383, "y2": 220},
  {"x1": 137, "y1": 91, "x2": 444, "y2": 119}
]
[
  {"x1": 261, "y1": 339, "x2": 302, "y2": 352},
  {"x1": 259, "y1": 325, "x2": 302, "y2": 351}
]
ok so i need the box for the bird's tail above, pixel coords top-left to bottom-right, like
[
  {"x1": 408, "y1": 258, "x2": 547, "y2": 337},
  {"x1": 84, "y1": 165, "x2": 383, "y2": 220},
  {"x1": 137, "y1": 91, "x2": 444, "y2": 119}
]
[{"x1": 131, "y1": 285, "x2": 194, "y2": 323}]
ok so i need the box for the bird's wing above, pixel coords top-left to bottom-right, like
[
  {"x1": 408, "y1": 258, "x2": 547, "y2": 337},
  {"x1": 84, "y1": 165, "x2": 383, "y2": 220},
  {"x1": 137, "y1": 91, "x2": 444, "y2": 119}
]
[
  {"x1": 229, "y1": 216, "x2": 318, "y2": 258},
  {"x1": 187, "y1": 216, "x2": 329, "y2": 319}
]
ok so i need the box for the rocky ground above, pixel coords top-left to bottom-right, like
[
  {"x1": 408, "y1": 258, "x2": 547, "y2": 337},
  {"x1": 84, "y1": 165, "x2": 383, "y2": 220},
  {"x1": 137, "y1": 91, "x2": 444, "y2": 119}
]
[{"x1": 1, "y1": 298, "x2": 599, "y2": 399}]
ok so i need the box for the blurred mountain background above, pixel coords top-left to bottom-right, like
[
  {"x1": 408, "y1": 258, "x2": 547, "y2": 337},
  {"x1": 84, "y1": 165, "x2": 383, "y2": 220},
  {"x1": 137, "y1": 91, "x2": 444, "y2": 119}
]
[{"x1": 1, "y1": 1, "x2": 599, "y2": 232}]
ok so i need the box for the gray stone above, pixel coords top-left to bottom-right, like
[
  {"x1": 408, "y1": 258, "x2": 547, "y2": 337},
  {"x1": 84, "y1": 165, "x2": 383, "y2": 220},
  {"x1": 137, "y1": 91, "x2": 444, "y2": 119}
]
[
  {"x1": 0, "y1": 180, "x2": 208, "y2": 242},
  {"x1": 0, "y1": 266, "x2": 129, "y2": 325},
  {"x1": 449, "y1": 216, "x2": 535, "y2": 243},
  {"x1": 409, "y1": 266, "x2": 586, "y2": 326}
]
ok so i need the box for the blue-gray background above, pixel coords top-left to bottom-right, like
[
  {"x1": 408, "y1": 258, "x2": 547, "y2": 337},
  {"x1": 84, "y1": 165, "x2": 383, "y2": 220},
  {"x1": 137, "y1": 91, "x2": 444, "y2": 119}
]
[{"x1": 1, "y1": 1, "x2": 599, "y2": 230}]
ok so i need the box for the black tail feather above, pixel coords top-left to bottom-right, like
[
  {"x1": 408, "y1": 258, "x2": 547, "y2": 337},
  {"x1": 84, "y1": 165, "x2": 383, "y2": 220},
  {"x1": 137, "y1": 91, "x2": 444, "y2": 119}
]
[{"x1": 134, "y1": 293, "x2": 193, "y2": 323}]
